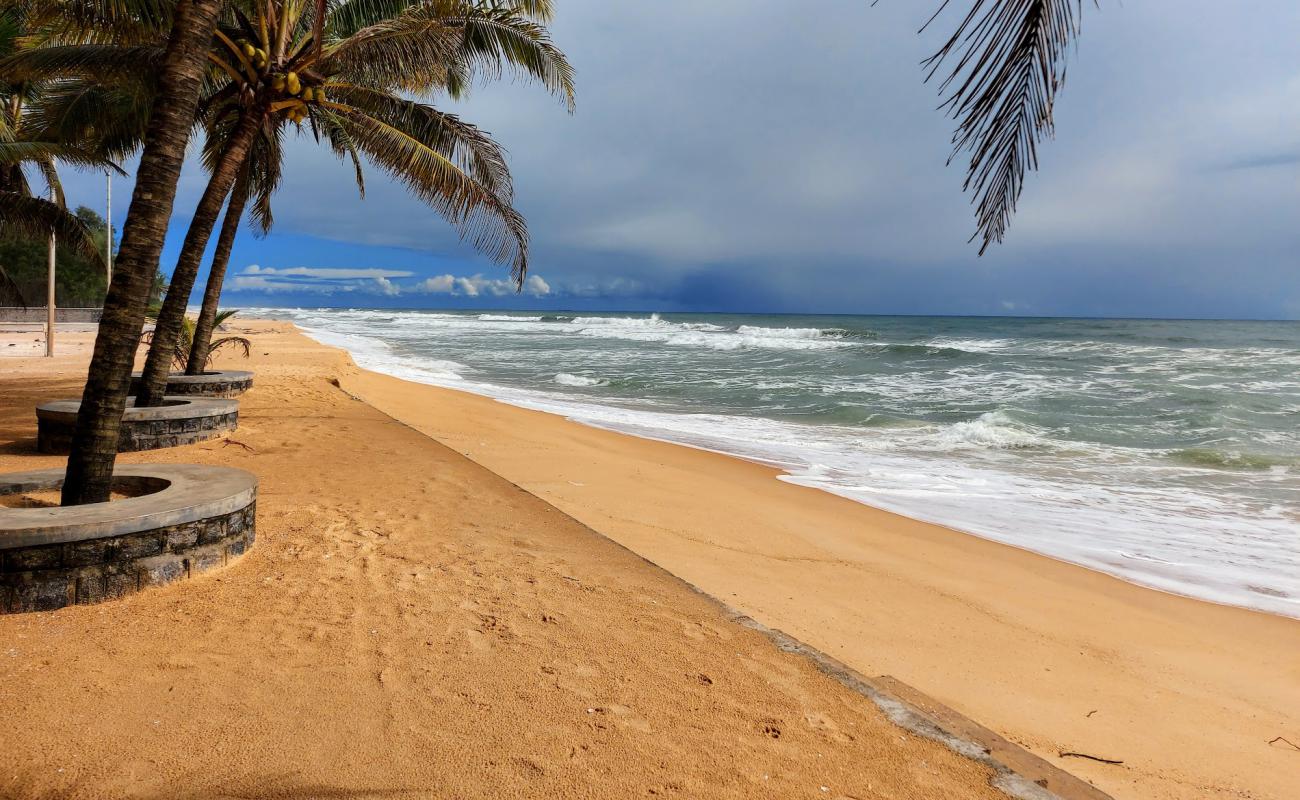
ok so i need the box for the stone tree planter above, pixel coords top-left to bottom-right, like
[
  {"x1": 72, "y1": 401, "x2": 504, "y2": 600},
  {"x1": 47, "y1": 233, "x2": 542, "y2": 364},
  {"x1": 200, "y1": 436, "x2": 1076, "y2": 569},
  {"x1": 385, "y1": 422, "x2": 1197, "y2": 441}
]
[
  {"x1": 1, "y1": 464, "x2": 257, "y2": 613},
  {"x1": 36, "y1": 397, "x2": 239, "y2": 453},
  {"x1": 129, "y1": 370, "x2": 253, "y2": 399}
]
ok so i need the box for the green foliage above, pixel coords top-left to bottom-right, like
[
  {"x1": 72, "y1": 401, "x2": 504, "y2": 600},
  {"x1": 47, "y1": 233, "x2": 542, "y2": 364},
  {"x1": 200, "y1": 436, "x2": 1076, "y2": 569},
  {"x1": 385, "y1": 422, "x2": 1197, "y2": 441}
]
[
  {"x1": 0, "y1": 204, "x2": 111, "y2": 307},
  {"x1": 142, "y1": 308, "x2": 248, "y2": 370}
]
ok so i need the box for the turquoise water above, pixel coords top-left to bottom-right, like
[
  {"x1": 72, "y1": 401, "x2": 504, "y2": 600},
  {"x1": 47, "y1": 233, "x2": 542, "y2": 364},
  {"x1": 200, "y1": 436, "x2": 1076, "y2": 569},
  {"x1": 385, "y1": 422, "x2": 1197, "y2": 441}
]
[{"x1": 257, "y1": 309, "x2": 1300, "y2": 617}]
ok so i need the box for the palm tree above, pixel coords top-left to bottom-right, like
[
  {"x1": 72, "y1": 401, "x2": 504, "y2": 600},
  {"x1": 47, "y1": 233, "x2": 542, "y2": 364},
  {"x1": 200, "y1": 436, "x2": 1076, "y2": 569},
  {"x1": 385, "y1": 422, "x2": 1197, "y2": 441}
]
[
  {"x1": 32, "y1": 0, "x2": 230, "y2": 505},
  {"x1": 138, "y1": 0, "x2": 574, "y2": 402},
  {"x1": 917, "y1": 0, "x2": 1088, "y2": 254},
  {"x1": 0, "y1": 0, "x2": 571, "y2": 502},
  {"x1": 186, "y1": 166, "x2": 258, "y2": 373}
]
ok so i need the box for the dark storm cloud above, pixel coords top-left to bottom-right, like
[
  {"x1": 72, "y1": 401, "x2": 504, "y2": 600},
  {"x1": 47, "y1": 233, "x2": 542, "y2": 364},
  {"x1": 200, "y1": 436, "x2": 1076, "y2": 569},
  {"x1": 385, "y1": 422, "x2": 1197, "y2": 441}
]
[{"x1": 56, "y1": 1, "x2": 1300, "y2": 317}]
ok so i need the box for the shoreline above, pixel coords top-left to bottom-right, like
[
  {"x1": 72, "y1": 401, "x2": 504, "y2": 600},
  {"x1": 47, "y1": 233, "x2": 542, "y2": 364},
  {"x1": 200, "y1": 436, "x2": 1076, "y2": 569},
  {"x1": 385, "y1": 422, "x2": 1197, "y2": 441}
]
[
  {"x1": 1, "y1": 324, "x2": 1017, "y2": 800},
  {"x1": 310, "y1": 322, "x2": 1300, "y2": 800},
  {"x1": 285, "y1": 313, "x2": 1298, "y2": 621},
  {"x1": 3, "y1": 321, "x2": 1298, "y2": 800}
]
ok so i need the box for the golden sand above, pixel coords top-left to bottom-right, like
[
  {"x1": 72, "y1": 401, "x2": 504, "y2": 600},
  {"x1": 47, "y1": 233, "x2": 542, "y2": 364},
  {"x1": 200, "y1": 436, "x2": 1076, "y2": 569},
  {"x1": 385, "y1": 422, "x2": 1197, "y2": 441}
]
[
  {"x1": 2, "y1": 320, "x2": 1297, "y2": 799},
  {"x1": 0, "y1": 323, "x2": 1006, "y2": 799}
]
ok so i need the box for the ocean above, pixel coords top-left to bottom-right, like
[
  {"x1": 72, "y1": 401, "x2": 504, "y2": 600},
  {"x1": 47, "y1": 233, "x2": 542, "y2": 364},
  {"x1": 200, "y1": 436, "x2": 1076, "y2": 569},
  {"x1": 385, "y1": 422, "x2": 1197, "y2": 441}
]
[{"x1": 251, "y1": 309, "x2": 1300, "y2": 618}]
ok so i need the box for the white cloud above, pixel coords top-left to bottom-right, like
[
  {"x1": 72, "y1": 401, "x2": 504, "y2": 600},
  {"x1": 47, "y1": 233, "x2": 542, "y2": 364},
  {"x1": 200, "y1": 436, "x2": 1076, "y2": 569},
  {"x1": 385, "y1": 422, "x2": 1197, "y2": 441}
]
[
  {"x1": 229, "y1": 267, "x2": 551, "y2": 298},
  {"x1": 523, "y1": 275, "x2": 550, "y2": 296},
  {"x1": 229, "y1": 275, "x2": 350, "y2": 294},
  {"x1": 411, "y1": 275, "x2": 456, "y2": 293},
  {"x1": 372, "y1": 276, "x2": 400, "y2": 296},
  {"x1": 242, "y1": 265, "x2": 413, "y2": 279},
  {"x1": 406, "y1": 273, "x2": 551, "y2": 298}
]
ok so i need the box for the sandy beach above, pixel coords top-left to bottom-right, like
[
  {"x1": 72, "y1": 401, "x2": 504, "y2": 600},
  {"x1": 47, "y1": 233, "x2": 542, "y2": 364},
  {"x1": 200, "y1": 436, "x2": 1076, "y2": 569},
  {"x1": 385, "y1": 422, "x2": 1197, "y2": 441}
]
[
  {"x1": 2, "y1": 321, "x2": 1297, "y2": 800},
  {"x1": 0, "y1": 322, "x2": 1022, "y2": 800}
]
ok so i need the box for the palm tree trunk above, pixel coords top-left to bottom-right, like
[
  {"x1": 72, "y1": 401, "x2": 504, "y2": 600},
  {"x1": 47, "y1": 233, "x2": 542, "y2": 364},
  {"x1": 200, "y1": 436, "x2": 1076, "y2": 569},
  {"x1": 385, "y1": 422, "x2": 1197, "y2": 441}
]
[
  {"x1": 62, "y1": 0, "x2": 226, "y2": 506},
  {"x1": 185, "y1": 178, "x2": 248, "y2": 375},
  {"x1": 136, "y1": 110, "x2": 261, "y2": 406}
]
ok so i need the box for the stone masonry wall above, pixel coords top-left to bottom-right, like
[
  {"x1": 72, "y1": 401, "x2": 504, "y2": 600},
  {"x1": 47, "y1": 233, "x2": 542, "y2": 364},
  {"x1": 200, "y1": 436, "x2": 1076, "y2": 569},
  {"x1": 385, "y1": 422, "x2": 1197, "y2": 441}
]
[
  {"x1": 165, "y1": 376, "x2": 253, "y2": 398},
  {"x1": 128, "y1": 375, "x2": 253, "y2": 399},
  {"x1": 37, "y1": 410, "x2": 239, "y2": 454},
  {"x1": 0, "y1": 501, "x2": 255, "y2": 613}
]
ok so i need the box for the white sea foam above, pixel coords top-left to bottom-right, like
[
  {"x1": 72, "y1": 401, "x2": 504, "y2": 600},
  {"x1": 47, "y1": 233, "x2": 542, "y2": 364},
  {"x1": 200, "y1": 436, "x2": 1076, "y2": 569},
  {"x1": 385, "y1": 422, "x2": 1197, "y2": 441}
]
[
  {"x1": 928, "y1": 411, "x2": 1053, "y2": 451},
  {"x1": 250, "y1": 308, "x2": 1300, "y2": 620},
  {"x1": 554, "y1": 373, "x2": 607, "y2": 387},
  {"x1": 566, "y1": 315, "x2": 848, "y2": 351}
]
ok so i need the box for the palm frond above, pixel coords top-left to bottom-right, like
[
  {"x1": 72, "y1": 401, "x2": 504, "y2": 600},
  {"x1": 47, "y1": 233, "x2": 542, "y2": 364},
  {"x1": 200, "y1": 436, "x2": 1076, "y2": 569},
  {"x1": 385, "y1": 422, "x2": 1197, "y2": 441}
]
[
  {"x1": 491, "y1": 0, "x2": 556, "y2": 24},
  {"x1": 327, "y1": 0, "x2": 427, "y2": 40},
  {"x1": 0, "y1": 192, "x2": 104, "y2": 266},
  {"x1": 310, "y1": 103, "x2": 367, "y2": 200},
  {"x1": 21, "y1": 81, "x2": 153, "y2": 161},
  {"x1": 32, "y1": 153, "x2": 63, "y2": 206},
  {"x1": 449, "y1": 10, "x2": 574, "y2": 109},
  {"x1": 25, "y1": 0, "x2": 174, "y2": 45},
  {"x1": 246, "y1": 122, "x2": 285, "y2": 235},
  {"x1": 327, "y1": 82, "x2": 508, "y2": 198},
  {"x1": 206, "y1": 335, "x2": 251, "y2": 366},
  {"x1": 322, "y1": 5, "x2": 462, "y2": 91},
  {"x1": 0, "y1": 44, "x2": 165, "y2": 85},
  {"x1": 0, "y1": 140, "x2": 125, "y2": 174},
  {"x1": 922, "y1": 0, "x2": 1088, "y2": 254},
  {"x1": 149, "y1": 313, "x2": 248, "y2": 370},
  {"x1": 330, "y1": 104, "x2": 528, "y2": 281}
]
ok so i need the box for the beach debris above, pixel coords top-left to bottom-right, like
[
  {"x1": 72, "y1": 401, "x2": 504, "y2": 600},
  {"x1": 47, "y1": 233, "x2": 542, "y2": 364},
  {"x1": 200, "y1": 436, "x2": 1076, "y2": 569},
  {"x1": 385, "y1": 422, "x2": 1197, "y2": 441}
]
[
  {"x1": 1058, "y1": 751, "x2": 1123, "y2": 765},
  {"x1": 1268, "y1": 736, "x2": 1300, "y2": 751}
]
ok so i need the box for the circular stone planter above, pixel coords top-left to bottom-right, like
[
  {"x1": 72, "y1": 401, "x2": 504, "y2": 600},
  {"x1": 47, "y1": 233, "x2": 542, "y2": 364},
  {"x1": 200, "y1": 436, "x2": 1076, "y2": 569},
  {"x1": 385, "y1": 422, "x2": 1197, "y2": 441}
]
[
  {"x1": 129, "y1": 370, "x2": 253, "y2": 399},
  {"x1": 0, "y1": 464, "x2": 257, "y2": 613},
  {"x1": 36, "y1": 396, "x2": 239, "y2": 454}
]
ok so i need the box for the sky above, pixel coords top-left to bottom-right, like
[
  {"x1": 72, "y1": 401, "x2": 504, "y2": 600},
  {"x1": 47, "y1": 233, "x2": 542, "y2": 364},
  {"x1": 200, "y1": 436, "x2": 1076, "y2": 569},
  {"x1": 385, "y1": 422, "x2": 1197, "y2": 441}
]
[{"x1": 55, "y1": 1, "x2": 1300, "y2": 318}]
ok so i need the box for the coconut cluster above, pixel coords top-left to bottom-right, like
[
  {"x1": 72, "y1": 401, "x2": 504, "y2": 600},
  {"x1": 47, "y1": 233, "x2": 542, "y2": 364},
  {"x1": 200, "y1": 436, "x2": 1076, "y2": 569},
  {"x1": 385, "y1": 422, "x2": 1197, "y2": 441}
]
[{"x1": 235, "y1": 39, "x2": 325, "y2": 125}]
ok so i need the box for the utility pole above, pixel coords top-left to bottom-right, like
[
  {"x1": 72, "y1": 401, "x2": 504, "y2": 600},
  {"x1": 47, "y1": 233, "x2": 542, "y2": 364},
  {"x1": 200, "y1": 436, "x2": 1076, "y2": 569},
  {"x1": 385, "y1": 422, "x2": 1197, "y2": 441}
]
[
  {"x1": 46, "y1": 230, "x2": 56, "y2": 357},
  {"x1": 46, "y1": 184, "x2": 56, "y2": 358},
  {"x1": 105, "y1": 169, "x2": 112, "y2": 286}
]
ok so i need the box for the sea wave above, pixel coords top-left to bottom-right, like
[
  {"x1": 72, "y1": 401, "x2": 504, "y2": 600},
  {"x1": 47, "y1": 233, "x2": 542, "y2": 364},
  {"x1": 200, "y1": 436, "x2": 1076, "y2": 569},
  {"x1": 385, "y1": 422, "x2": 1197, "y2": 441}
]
[
  {"x1": 1166, "y1": 448, "x2": 1298, "y2": 472},
  {"x1": 252, "y1": 308, "x2": 1300, "y2": 620},
  {"x1": 554, "y1": 372, "x2": 608, "y2": 387},
  {"x1": 568, "y1": 314, "x2": 850, "y2": 351},
  {"x1": 930, "y1": 411, "x2": 1055, "y2": 451}
]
